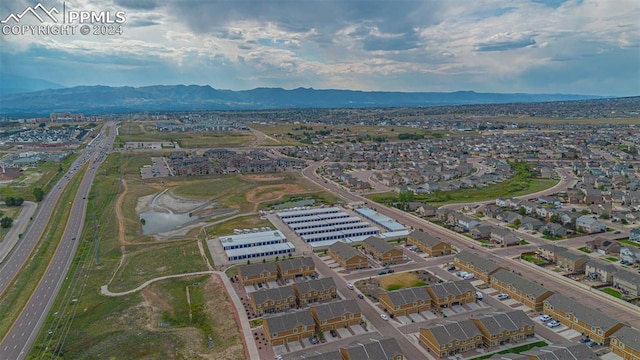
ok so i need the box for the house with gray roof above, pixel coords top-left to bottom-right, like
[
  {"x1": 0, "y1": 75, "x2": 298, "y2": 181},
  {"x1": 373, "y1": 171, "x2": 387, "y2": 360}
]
[
  {"x1": 238, "y1": 262, "x2": 278, "y2": 285},
  {"x1": 585, "y1": 259, "x2": 618, "y2": 283},
  {"x1": 613, "y1": 269, "x2": 640, "y2": 297},
  {"x1": 490, "y1": 269, "x2": 553, "y2": 311},
  {"x1": 426, "y1": 279, "x2": 476, "y2": 310},
  {"x1": 520, "y1": 216, "x2": 544, "y2": 231},
  {"x1": 555, "y1": 250, "x2": 589, "y2": 273},
  {"x1": 328, "y1": 241, "x2": 368, "y2": 270},
  {"x1": 490, "y1": 228, "x2": 520, "y2": 247},
  {"x1": 379, "y1": 286, "x2": 431, "y2": 316},
  {"x1": 293, "y1": 277, "x2": 337, "y2": 304},
  {"x1": 630, "y1": 227, "x2": 640, "y2": 243},
  {"x1": 576, "y1": 215, "x2": 606, "y2": 234},
  {"x1": 454, "y1": 251, "x2": 503, "y2": 284},
  {"x1": 361, "y1": 236, "x2": 403, "y2": 264},
  {"x1": 407, "y1": 230, "x2": 452, "y2": 256},
  {"x1": 419, "y1": 319, "x2": 483, "y2": 357},
  {"x1": 249, "y1": 285, "x2": 297, "y2": 314},
  {"x1": 522, "y1": 343, "x2": 598, "y2": 360},
  {"x1": 264, "y1": 309, "x2": 316, "y2": 345},
  {"x1": 310, "y1": 299, "x2": 361, "y2": 331},
  {"x1": 610, "y1": 326, "x2": 640, "y2": 360},
  {"x1": 339, "y1": 337, "x2": 405, "y2": 360},
  {"x1": 543, "y1": 293, "x2": 626, "y2": 344},
  {"x1": 540, "y1": 222, "x2": 567, "y2": 237},
  {"x1": 472, "y1": 310, "x2": 535, "y2": 347},
  {"x1": 277, "y1": 256, "x2": 316, "y2": 280}
]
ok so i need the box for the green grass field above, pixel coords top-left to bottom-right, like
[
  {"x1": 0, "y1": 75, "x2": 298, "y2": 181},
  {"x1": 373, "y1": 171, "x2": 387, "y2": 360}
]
[
  {"x1": 601, "y1": 288, "x2": 622, "y2": 299},
  {"x1": 471, "y1": 341, "x2": 548, "y2": 359},
  {"x1": 116, "y1": 121, "x2": 255, "y2": 148}
]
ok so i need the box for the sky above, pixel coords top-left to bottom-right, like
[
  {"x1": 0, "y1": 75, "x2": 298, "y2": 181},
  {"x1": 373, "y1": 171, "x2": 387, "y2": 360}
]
[{"x1": 0, "y1": 0, "x2": 639, "y2": 96}]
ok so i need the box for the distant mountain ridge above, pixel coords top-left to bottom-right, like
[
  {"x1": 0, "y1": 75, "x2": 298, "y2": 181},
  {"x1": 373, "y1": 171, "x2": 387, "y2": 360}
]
[
  {"x1": 0, "y1": 84, "x2": 603, "y2": 115},
  {"x1": 0, "y1": 74, "x2": 64, "y2": 96}
]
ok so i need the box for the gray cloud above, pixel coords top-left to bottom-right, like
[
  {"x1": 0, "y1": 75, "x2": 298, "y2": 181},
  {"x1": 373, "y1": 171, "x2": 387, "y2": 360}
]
[
  {"x1": 114, "y1": 0, "x2": 159, "y2": 10},
  {"x1": 475, "y1": 38, "x2": 536, "y2": 52}
]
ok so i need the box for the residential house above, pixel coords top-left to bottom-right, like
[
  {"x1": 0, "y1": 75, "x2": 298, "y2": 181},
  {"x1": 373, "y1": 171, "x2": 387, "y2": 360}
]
[
  {"x1": 454, "y1": 251, "x2": 503, "y2": 284},
  {"x1": 520, "y1": 216, "x2": 544, "y2": 231},
  {"x1": 544, "y1": 293, "x2": 627, "y2": 344},
  {"x1": 361, "y1": 236, "x2": 404, "y2": 265},
  {"x1": 457, "y1": 214, "x2": 482, "y2": 231},
  {"x1": 560, "y1": 211, "x2": 580, "y2": 227},
  {"x1": 469, "y1": 225, "x2": 493, "y2": 240},
  {"x1": 472, "y1": 310, "x2": 535, "y2": 347},
  {"x1": 407, "y1": 202, "x2": 437, "y2": 217},
  {"x1": 621, "y1": 247, "x2": 640, "y2": 264},
  {"x1": 339, "y1": 337, "x2": 405, "y2": 360},
  {"x1": 277, "y1": 256, "x2": 316, "y2": 280},
  {"x1": 426, "y1": 280, "x2": 477, "y2": 310},
  {"x1": 610, "y1": 326, "x2": 640, "y2": 360},
  {"x1": 490, "y1": 269, "x2": 553, "y2": 311},
  {"x1": 576, "y1": 216, "x2": 606, "y2": 234},
  {"x1": 496, "y1": 211, "x2": 522, "y2": 225},
  {"x1": 586, "y1": 237, "x2": 621, "y2": 255},
  {"x1": 585, "y1": 259, "x2": 618, "y2": 283},
  {"x1": 522, "y1": 343, "x2": 598, "y2": 360},
  {"x1": 249, "y1": 285, "x2": 297, "y2": 314},
  {"x1": 407, "y1": 231, "x2": 452, "y2": 256},
  {"x1": 495, "y1": 197, "x2": 511, "y2": 208},
  {"x1": 537, "y1": 244, "x2": 565, "y2": 262},
  {"x1": 535, "y1": 206, "x2": 550, "y2": 219},
  {"x1": 263, "y1": 310, "x2": 316, "y2": 345},
  {"x1": 490, "y1": 228, "x2": 520, "y2": 247},
  {"x1": 238, "y1": 262, "x2": 278, "y2": 286},
  {"x1": 293, "y1": 277, "x2": 337, "y2": 304},
  {"x1": 379, "y1": 286, "x2": 431, "y2": 316},
  {"x1": 419, "y1": 320, "x2": 483, "y2": 357},
  {"x1": 540, "y1": 223, "x2": 567, "y2": 237},
  {"x1": 435, "y1": 208, "x2": 452, "y2": 222},
  {"x1": 328, "y1": 241, "x2": 368, "y2": 270},
  {"x1": 629, "y1": 228, "x2": 640, "y2": 243},
  {"x1": 482, "y1": 204, "x2": 503, "y2": 219},
  {"x1": 519, "y1": 201, "x2": 540, "y2": 215},
  {"x1": 538, "y1": 196, "x2": 562, "y2": 206},
  {"x1": 556, "y1": 250, "x2": 589, "y2": 273},
  {"x1": 310, "y1": 299, "x2": 361, "y2": 331},
  {"x1": 612, "y1": 269, "x2": 640, "y2": 297}
]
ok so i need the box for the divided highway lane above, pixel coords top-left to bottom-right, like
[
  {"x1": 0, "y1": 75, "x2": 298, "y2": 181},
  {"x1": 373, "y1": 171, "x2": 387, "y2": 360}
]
[{"x1": 0, "y1": 123, "x2": 117, "y2": 360}]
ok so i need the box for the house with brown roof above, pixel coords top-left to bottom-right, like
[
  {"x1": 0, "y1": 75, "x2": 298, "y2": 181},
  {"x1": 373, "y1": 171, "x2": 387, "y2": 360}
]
[
  {"x1": 339, "y1": 337, "x2": 405, "y2": 360},
  {"x1": 454, "y1": 251, "x2": 503, "y2": 284},
  {"x1": 610, "y1": 326, "x2": 640, "y2": 360},
  {"x1": 310, "y1": 299, "x2": 361, "y2": 331},
  {"x1": 264, "y1": 310, "x2": 316, "y2": 345},
  {"x1": 419, "y1": 319, "x2": 483, "y2": 357},
  {"x1": 490, "y1": 269, "x2": 553, "y2": 311},
  {"x1": 472, "y1": 310, "x2": 535, "y2": 347},
  {"x1": 238, "y1": 262, "x2": 278, "y2": 286},
  {"x1": 293, "y1": 277, "x2": 337, "y2": 304},
  {"x1": 328, "y1": 241, "x2": 368, "y2": 270},
  {"x1": 249, "y1": 285, "x2": 297, "y2": 315},
  {"x1": 586, "y1": 237, "x2": 621, "y2": 255},
  {"x1": 543, "y1": 293, "x2": 626, "y2": 344},
  {"x1": 361, "y1": 236, "x2": 403, "y2": 265},
  {"x1": 426, "y1": 280, "x2": 476, "y2": 311},
  {"x1": 555, "y1": 250, "x2": 589, "y2": 273},
  {"x1": 490, "y1": 228, "x2": 520, "y2": 247},
  {"x1": 379, "y1": 286, "x2": 431, "y2": 317},
  {"x1": 277, "y1": 256, "x2": 316, "y2": 280},
  {"x1": 407, "y1": 230, "x2": 452, "y2": 256}
]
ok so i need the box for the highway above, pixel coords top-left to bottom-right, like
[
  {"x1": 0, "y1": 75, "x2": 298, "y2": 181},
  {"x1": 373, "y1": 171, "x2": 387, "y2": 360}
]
[{"x1": 0, "y1": 122, "x2": 117, "y2": 359}]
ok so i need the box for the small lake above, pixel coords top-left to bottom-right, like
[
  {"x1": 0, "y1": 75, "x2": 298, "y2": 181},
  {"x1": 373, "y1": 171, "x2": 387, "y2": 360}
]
[{"x1": 140, "y1": 211, "x2": 193, "y2": 235}]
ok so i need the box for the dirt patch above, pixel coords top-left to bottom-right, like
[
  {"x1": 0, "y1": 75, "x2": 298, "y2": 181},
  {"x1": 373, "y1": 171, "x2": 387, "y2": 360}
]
[
  {"x1": 136, "y1": 189, "x2": 207, "y2": 215},
  {"x1": 203, "y1": 275, "x2": 244, "y2": 359},
  {"x1": 245, "y1": 183, "x2": 310, "y2": 211},
  {"x1": 378, "y1": 272, "x2": 421, "y2": 289}
]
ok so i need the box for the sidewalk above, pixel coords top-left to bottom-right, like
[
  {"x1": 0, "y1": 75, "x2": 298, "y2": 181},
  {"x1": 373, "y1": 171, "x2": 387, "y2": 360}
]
[{"x1": 0, "y1": 201, "x2": 37, "y2": 264}]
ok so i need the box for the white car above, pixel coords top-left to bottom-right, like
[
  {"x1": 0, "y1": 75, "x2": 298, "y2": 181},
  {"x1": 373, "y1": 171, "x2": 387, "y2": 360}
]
[
  {"x1": 347, "y1": 283, "x2": 354, "y2": 290},
  {"x1": 497, "y1": 293, "x2": 510, "y2": 300},
  {"x1": 380, "y1": 314, "x2": 389, "y2": 321},
  {"x1": 547, "y1": 320, "x2": 561, "y2": 328},
  {"x1": 539, "y1": 315, "x2": 552, "y2": 322}
]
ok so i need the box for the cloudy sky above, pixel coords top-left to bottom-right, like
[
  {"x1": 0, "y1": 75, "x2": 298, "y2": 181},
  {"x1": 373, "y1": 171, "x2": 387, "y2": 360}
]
[{"x1": 1, "y1": 0, "x2": 638, "y2": 96}]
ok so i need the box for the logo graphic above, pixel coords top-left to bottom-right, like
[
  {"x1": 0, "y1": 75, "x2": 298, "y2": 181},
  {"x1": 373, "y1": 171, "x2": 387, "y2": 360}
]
[{"x1": 1, "y1": 3, "x2": 59, "y2": 24}]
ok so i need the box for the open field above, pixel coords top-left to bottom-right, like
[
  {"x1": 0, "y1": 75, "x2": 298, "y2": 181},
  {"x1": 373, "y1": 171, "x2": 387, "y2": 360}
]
[
  {"x1": 204, "y1": 215, "x2": 272, "y2": 237},
  {"x1": 470, "y1": 341, "x2": 548, "y2": 360},
  {"x1": 0, "y1": 206, "x2": 23, "y2": 241},
  {"x1": 29, "y1": 152, "x2": 245, "y2": 359},
  {"x1": 116, "y1": 121, "x2": 255, "y2": 148},
  {"x1": 378, "y1": 272, "x2": 422, "y2": 291},
  {"x1": 0, "y1": 154, "x2": 78, "y2": 201}
]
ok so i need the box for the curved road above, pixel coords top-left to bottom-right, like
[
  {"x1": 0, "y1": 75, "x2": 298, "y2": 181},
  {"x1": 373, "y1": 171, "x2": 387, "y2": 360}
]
[{"x1": 0, "y1": 123, "x2": 117, "y2": 359}]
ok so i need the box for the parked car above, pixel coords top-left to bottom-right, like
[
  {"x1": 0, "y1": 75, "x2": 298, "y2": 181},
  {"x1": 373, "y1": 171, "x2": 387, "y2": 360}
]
[
  {"x1": 387, "y1": 269, "x2": 395, "y2": 273},
  {"x1": 329, "y1": 329, "x2": 338, "y2": 338},
  {"x1": 347, "y1": 283, "x2": 354, "y2": 290},
  {"x1": 539, "y1": 315, "x2": 552, "y2": 322},
  {"x1": 580, "y1": 337, "x2": 590, "y2": 343},
  {"x1": 380, "y1": 314, "x2": 389, "y2": 321},
  {"x1": 463, "y1": 273, "x2": 475, "y2": 280},
  {"x1": 547, "y1": 320, "x2": 561, "y2": 328},
  {"x1": 587, "y1": 341, "x2": 598, "y2": 347},
  {"x1": 446, "y1": 265, "x2": 456, "y2": 271},
  {"x1": 309, "y1": 336, "x2": 317, "y2": 344},
  {"x1": 357, "y1": 293, "x2": 365, "y2": 299},
  {"x1": 497, "y1": 293, "x2": 510, "y2": 300}
]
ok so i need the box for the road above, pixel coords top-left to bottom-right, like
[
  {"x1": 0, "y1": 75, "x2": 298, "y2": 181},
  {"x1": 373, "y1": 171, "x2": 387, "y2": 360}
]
[{"x1": 0, "y1": 122, "x2": 117, "y2": 360}]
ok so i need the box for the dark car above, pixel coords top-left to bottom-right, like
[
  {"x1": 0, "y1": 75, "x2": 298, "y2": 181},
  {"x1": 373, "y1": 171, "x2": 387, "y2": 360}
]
[
  {"x1": 446, "y1": 265, "x2": 456, "y2": 271},
  {"x1": 357, "y1": 293, "x2": 364, "y2": 299},
  {"x1": 309, "y1": 336, "x2": 317, "y2": 345},
  {"x1": 329, "y1": 329, "x2": 338, "y2": 338}
]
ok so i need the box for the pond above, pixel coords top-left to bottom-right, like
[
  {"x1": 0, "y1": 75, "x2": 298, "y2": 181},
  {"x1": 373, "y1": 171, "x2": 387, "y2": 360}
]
[{"x1": 140, "y1": 211, "x2": 194, "y2": 235}]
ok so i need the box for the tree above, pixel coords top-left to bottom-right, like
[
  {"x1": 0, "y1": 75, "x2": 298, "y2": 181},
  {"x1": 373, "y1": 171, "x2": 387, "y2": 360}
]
[
  {"x1": 518, "y1": 207, "x2": 527, "y2": 216},
  {"x1": 550, "y1": 214, "x2": 560, "y2": 224},
  {"x1": 33, "y1": 187, "x2": 44, "y2": 202},
  {"x1": 0, "y1": 216, "x2": 13, "y2": 228},
  {"x1": 513, "y1": 219, "x2": 521, "y2": 228},
  {"x1": 39, "y1": 122, "x2": 47, "y2": 128}
]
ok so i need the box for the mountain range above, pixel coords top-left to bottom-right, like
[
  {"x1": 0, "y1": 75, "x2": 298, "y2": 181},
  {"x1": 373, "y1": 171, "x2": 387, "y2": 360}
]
[{"x1": 0, "y1": 84, "x2": 603, "y2": 115}]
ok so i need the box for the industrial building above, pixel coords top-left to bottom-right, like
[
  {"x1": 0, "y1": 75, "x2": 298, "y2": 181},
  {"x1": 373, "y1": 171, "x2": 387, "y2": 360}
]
[{"x1": 219, "y1": 229, "x2": 296, "y2": 261}]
